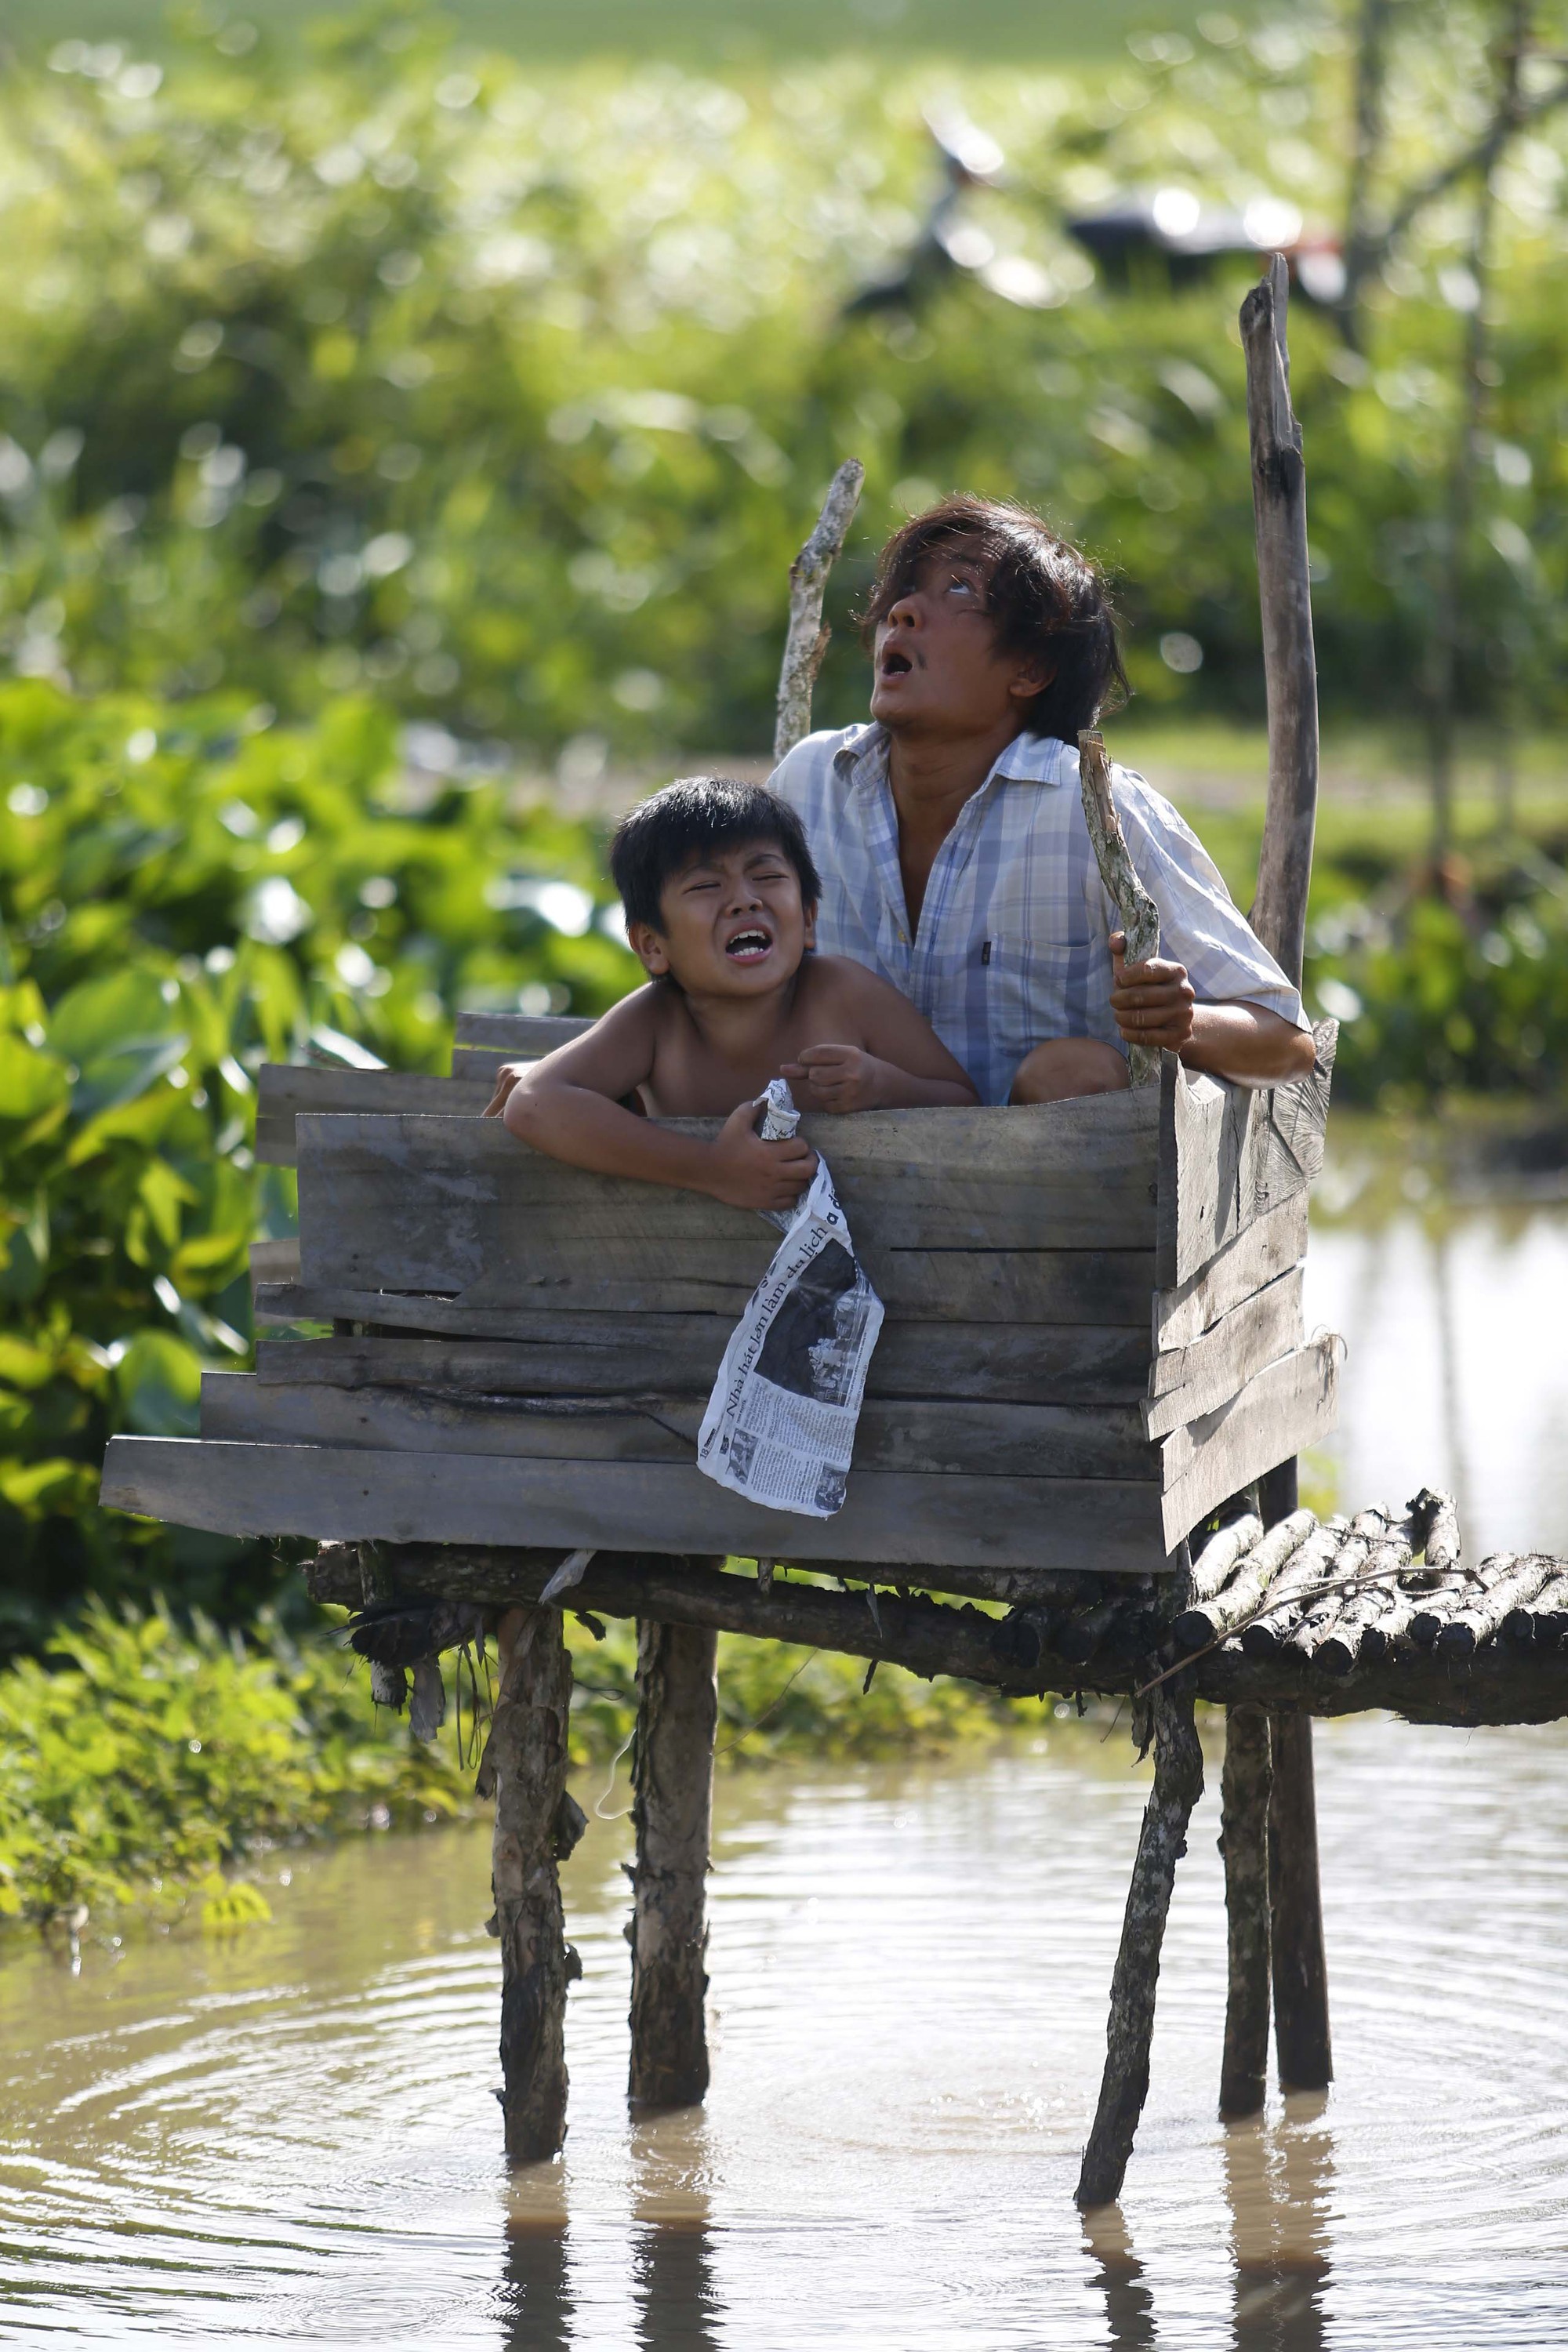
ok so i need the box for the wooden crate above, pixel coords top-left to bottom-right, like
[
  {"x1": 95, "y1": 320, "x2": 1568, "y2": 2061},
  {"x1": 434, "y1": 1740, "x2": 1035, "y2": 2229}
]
[{"x1": 100, "y1": 1015, "x2": 1338, "y2": 1584}]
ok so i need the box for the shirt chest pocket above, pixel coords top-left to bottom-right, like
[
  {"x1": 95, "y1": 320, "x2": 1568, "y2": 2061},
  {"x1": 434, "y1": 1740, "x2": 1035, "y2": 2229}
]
[{"x1": 979, "y1": 931, "x2": 1088, "y2": 1070}]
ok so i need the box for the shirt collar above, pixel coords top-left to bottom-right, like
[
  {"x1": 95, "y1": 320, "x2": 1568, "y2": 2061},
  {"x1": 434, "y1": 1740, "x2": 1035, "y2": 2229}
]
[{"x1": 833, "y1": 723, "x2": 1073, "y2": 793}]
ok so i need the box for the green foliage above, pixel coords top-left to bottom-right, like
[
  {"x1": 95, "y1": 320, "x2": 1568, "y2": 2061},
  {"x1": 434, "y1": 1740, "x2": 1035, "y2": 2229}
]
[
  {"x1": 0, "y1": 1596, "x2": 474, "y2": 1925},
  {"x1": 0, "y1": 678, "x2": 638, "y2": 1641},
  {"x1": 564, "y1": 1609, "x2": 1047, "y2": 1772},
  {"x1": 1308, "y1": 857, "x2": 1568, "y2": 1102},
  {"x1": 0, "y1": 9, "x2": 1564, "y2": 753}
]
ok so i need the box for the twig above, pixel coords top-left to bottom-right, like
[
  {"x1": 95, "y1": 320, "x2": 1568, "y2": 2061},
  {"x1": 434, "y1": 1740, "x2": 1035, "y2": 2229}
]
[
  {"x1": 1077, "y1": 726, "x2": 1160, "y2": 1086},
  {"x1": 774, "y1": 460, "x2": 865, "y2": 761}
]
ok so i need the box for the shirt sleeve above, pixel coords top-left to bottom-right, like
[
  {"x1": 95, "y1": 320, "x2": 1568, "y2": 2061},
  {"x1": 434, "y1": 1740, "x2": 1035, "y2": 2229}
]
[{"x1": 1112, "y1": 771, "x2": 1310, "y2": 1033}]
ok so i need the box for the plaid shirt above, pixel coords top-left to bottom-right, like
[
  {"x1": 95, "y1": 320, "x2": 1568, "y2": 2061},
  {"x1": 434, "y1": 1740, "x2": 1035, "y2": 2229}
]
[{"x1": 770, "y1": 723, "x2": 1308, "y2": 1107}]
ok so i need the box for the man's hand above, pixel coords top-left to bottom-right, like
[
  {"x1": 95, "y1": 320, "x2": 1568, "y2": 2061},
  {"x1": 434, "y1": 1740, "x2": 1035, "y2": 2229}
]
[
  {"x1": 1109, "y1": 929, "x2": 1196, "y2": 1054},
  {"x1": 779, "y1": 1043, "x2": 889, "y2": 1113},
  {"x1": 482, "y1": 1061, "x2": 530, "y2": 1118},
  {"x1": 706, "y1": 1099, "x2": 818, "y2": 1213}
]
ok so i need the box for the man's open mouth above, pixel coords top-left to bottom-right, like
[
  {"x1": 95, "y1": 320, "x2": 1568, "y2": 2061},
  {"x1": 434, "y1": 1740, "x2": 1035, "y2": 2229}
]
[
  {"x1": 724, "y1": 927, "x2": 773, "y2": 962},
  {"x1": 880, "y1": 649, "x2": 913, "y2": 676}
]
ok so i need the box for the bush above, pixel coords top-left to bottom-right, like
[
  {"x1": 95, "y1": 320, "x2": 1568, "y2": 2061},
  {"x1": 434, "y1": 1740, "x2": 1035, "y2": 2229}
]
[{"x1": 0, "y1": 678, "x2": 639, "y2": 1642}]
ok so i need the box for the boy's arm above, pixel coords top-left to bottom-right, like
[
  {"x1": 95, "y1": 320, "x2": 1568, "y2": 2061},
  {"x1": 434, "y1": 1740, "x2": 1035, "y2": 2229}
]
[
  {"x1": 781, "y1": 961, "x2": 979, "y2": 1112},
  {"x1": 491, "y1": 992, "x2": 817, "y2": 1214}
]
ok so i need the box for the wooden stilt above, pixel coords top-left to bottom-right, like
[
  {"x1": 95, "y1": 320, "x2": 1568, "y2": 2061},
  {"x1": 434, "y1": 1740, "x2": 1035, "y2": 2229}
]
[
  {"x1": 1076, "y1": 1677, "x2": 1205, "y2": 2208},
  {"x1": 1268, "y1": 1710, "x2": 1332, "y2": 2089},
  {"x1": 1218, "y1": 1704, "x2": 1272, "y2": 2118},
  {"x1": 484, "y1": 1606, "x2": 575, "y2": 2161},
  {"x1": 629, "y1": 1603, "x2": 720, "y2": 2110},
  {"x1": 1258, "y1": 1460, "x2": 1333, "y2": 2092}
]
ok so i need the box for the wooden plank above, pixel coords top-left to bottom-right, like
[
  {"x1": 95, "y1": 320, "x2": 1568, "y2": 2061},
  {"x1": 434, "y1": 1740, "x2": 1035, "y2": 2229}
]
[
  {"x1": 296, "y1": 1094, "x2": 1159, "y2": 1258},
  {"x1": 450, "y1": 1045, "x2": 536, "y2": 1084},
  {"x1": 453, "y1": 1012, "x2": 594, "y2": 1054},
  {"x1": 1155, "y1": 1025, "x2": 1334, "y2": 1289},
  {"x1": 256, "y1": 1065, "x2": 490, "y2": 1167},
  {"x1": 1151, "y1": 1192, "x2": 1308, "y2": 1353},
  {"x1": 256, "y1": 1321, "x2": 1156, "y2": 1406},
  {"x1": 100, "y1": 1437, "x2": 1169, "y2": 1572},
  {"x1": 202, "y1": 1371, "x2": 1156, "y2": 1480},
  {"x1": 1142, "y1": 1269, "x2": 1304, "y2": 1436},
  {"x1": 1158, "y1": 1337, "x2": 1340, "y2": 1551},
  {"x1": 260, "y1": 1244, "x2": 1156, "y2": 1328},
  {"x1": 249, "y1": 1237, "x2": 300, "y2": 1298}
]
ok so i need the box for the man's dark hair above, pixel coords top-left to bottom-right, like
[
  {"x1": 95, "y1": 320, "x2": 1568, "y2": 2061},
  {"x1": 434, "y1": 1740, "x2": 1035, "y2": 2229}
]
[
  {"x1": 610, "y1": 776, "x2": 822, "y2": 931},
  {"x1": 860, "y1": 495, "x2": 1129, "y2": 742}
]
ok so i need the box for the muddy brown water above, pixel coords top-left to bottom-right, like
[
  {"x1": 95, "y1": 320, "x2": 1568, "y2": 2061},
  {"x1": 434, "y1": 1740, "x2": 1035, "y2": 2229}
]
[{"x1": 3, "y1": 1191, "x2": 1568, "y2": 2346}]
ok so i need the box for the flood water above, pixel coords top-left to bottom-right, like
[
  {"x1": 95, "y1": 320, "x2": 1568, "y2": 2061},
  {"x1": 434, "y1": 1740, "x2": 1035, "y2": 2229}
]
[{"x1": 5, "y1": 1185, "x2": 1568, "y2": 2347}]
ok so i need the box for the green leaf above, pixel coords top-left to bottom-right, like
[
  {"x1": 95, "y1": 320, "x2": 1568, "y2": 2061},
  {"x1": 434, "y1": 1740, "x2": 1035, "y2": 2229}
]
[
  {"x1": 114, "y1": 1330, "x2": 204, "y2": 1438},
  {"x1": 0, "y1": 1035, "x2": 69, "y2": 1128}
]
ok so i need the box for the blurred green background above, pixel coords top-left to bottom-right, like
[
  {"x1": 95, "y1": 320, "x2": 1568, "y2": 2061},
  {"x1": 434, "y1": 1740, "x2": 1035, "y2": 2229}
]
[{"x1": 2, "y1": 0, "x2": 1566, "y2": 1911}]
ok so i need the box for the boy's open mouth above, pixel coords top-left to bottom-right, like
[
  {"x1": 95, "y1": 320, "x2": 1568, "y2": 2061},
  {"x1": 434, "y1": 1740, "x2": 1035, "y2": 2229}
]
[{"x1": 724, "y1": 926, "x2": 773, "y2": 963}]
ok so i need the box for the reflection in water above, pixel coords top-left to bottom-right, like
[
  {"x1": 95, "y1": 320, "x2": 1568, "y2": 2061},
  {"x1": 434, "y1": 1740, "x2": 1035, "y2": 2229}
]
[
  {"x1": 630, "y1": 2111, "x2": 724, "y2": 2352},
  {"x1": 1222, "y1": 2092, "x2": 1334, "y2": 2352},
  {"x1": 1083, "y1": 2205, "x2": 1157, "y2": 2350},
  {"x1": 499, "y1": 2219, "x2": 572, "y2": 2352}
]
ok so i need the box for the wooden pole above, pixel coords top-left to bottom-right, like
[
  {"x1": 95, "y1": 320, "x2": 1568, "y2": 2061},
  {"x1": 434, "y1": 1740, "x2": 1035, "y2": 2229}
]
[
  {"x1": 1076, "y1": 1678, "x2": 1205, "y2": 2207},
  {"x1": 774, "y1": 459, "x2": 864, "y2": 763},
  {"x1": 1241, "y1": 252, "x2": 1320, "y2": 992},
  {"x1": 1258, "y1": 1459, "x2": 1333, "y2": 2092},
  {"x1": 484, "y1": 1606, "x2": 575, "y2": 2161},
  {"x1": 629, "y1": 1609, "x2": 720, "y2": 2110},
  {"x1": 1218, "y1": 1704, "x2": 1272, "y2": 2118},
  {"x1": 1241, "y1": 259, "x2": 1332, "y2": 2102}
]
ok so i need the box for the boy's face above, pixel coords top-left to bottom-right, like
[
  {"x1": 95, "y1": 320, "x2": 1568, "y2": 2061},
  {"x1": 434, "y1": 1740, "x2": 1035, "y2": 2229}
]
[
  {"x1": 869, "y1": 537, "x2": 1051, "y2": 740},
  {"x1": 630, "y1": 837, "x2": 816, "y2": 996}
]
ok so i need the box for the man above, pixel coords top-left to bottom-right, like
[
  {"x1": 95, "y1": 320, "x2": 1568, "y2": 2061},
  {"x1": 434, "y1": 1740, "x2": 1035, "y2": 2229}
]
[{"x1": 769, "y1": 495, "x2": 1317, "y2": 1105}]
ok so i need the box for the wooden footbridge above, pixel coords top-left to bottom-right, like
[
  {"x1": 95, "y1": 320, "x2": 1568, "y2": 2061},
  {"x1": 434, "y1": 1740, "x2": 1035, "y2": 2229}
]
[{"x1": 100, "y1": 261, "x2": 1568, "y2": 2208}]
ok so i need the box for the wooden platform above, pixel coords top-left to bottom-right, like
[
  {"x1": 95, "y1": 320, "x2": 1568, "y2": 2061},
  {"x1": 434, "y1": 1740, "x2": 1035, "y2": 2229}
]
[{"x1": 101, "y1": 1016, "x2": 1340, "y2": 1574}]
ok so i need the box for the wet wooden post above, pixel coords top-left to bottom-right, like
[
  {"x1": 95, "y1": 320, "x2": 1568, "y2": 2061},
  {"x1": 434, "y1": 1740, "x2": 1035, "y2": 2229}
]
[
  {"x1": 1242, "y1": 253, "x2": 1334, "y2": 2096},
  {"x1": 1218, "y1": 1702, "x2": 1272, "y2": 2117},
  {"x1": 481, "y1": 1606, "x2": 576, "y2": 2161},
  {"x1": 1076, "y1": 1678, "x2": 1205, "y2": 2209},
  {"x1": 629, "y1": 1599, "x2": 720, "y2": 2110}
]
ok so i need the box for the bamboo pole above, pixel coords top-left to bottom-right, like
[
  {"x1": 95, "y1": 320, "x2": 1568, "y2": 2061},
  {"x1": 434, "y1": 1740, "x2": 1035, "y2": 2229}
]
[
  {"x1": 1218, "y1": 1704, "x2": 1272, "y2": 2119},
  {"x1": 484, "y1": 1606, "x2": 575, "y2": 2161},
  {"x1": 1076, "y1": 1679, "x2": 1205, "y2": 2206},
  {"x1": 1077, "y1": 727, "x2": 1162, "y2": 1087},
  {"x1": 1173, "y1": 1510, "x2": 1317, "y2": 1650},
  {"x1": 774, "y1": 459, "x2": 865, "y2": 763},
  {"x1": 1259, "y1": 1461, "x2": 1332, "y2": 2093},
  {"x1": 628, "y1": 1607, "x2": 720, "y2": 2111}
]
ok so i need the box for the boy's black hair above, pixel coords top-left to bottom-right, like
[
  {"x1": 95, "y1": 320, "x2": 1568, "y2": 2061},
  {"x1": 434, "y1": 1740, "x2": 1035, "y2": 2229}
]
[
  {"x1": 610, "y1": 776, "x2": 822, "y2": 932},
  {"x1": 859, "y1": 495, "x2": 1129, "y2": 742}
]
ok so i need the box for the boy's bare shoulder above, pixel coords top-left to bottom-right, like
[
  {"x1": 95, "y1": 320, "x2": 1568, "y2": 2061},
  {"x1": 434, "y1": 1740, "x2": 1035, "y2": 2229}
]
[{"x1": 804, "y1": 953, "x2": 914, "y2": 1014}]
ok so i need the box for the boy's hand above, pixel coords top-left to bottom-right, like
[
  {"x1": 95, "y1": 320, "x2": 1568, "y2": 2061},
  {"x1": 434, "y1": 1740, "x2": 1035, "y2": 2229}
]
[
  {"x1": 707, "y1": 1099, "x2": 817, "y2": 1212},
  {"x1": 779, "y1": 1043, "x2": 887, "y2": 1113},
  {"x1": 1109, "y1": 930, "x2": 1196, "y2": 1054},
  {"x1": 482, "y1": 1062, "x2": 530, "y2": 1117}
]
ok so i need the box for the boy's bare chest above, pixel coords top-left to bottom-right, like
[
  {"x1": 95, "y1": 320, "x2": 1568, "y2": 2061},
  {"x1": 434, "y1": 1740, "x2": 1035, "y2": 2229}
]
[{"x1": 641, "y1": 980, "x2": 853, "y2": 1118}]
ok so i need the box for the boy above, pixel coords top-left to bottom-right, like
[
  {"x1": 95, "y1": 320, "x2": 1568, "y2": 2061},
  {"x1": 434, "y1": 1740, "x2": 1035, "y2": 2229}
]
[{"x1": 483, "y1": 776, "x2": 977, "y2": 1217}]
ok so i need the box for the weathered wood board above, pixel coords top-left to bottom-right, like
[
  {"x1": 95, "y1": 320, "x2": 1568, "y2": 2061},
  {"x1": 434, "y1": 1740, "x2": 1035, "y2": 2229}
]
[
  {"x1": 1150, "y1": 1192, "x2": 1308, "y2": 1353},
  {"x1": 101, "y1": 1435, "x2": 1168, "y2": 1572},
  {"x1": 1143, "y1": 1268, "x2": 1304, "y2": 1435},
  {"x1": 260, "y1": 1247, "x2": 1159, "y2": 1327},
  {"x1": 1158, "y1": 1335, "x2": 1339, "y2": 1548},
  {"x1": 453, "y1": 1012, "x2": 594, "y2": 1054},
  {"x1": 296, "y1": 1092, "x2": 1161, "y2": 1259},
  {"x1": 256, "y1": 1065, "x2": 491, "y2": 1166},
  {"x1": 202, "y1": 1370, "x2": 1155, "y2": 1479},
  {"x1": 1155, "y1": 1023, "x2": 1334, "y2": 1288},
  {"x1": 256, "y1": 1320, "x2": 1156, "y2": 1406}
]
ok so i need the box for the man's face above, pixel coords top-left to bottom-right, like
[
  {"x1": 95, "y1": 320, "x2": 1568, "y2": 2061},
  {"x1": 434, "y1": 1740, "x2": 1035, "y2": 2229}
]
[
  {"x1": 631, "y1": 837, "x2": 815, "y2": 996},
  {"x1": 869, "y1": 539, "x2": 1047, "y2": 739}
]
